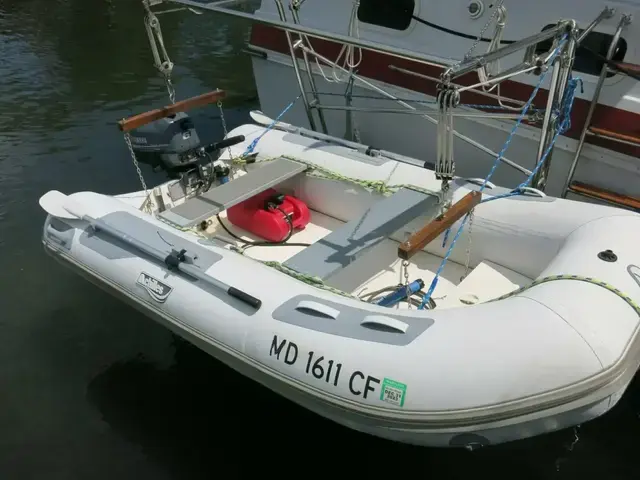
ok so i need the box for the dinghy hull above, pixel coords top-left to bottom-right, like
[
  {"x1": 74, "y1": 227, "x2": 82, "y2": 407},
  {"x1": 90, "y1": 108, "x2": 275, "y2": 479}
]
[
  {"x1": 40, "y1": 235, "x2": 636, "y2": 448},
  {"x1": 40, "y1": 124, "x2": 640, "y2": 448}
]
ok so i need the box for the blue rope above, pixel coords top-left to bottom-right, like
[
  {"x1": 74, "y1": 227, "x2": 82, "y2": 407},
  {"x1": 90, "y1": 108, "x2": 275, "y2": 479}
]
[
  {"x1": 513, "y1": 78, "x2": 581, "y2": 190},
  {"x1": 441, "y1": 227, "x2": 451, "y2": 248},
  {"x1": 242, "y1": 94, "x2": 302, "y2": 157},
  {"x1": 481, "y1": 75, "x2": 582, "y2": 205},
  {"x1": 418, "y1": 35, "x2": 569, "y2": 310}
]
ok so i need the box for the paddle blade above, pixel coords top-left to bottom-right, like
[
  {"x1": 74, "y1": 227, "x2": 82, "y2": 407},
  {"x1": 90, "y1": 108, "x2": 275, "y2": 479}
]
[
  {"x1": 39, "y1": 190, "x2": 75, "y2": 219},
  {"x1": 39, "y1": 190, "x2": 88, "y2": 220},
  {"x1": 249, "y1": 110, "x2": 271, "y2": 126}
]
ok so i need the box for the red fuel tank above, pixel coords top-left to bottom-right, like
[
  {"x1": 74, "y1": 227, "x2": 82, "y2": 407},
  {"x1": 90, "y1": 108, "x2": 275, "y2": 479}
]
[{"x1": 226, "y1": 189, "x2": 311, "y2": 242}]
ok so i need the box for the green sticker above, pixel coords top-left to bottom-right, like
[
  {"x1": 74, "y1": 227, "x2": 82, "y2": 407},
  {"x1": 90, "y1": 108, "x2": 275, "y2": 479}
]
[{"x1": 380, "y1": 378, "x2": 407, "y2": 407}]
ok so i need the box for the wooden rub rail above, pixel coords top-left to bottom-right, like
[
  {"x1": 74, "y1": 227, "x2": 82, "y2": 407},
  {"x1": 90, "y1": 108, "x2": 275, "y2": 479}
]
[
  {"x1": 398, "y1": 191, "x2": 482, "y2": 261},
  {"x1": 589, "y1": 127, "x2": 640, "y2": 147},
  {"x1": 569, "y1": 182, "x2": 640, "y2": 211},
  {"x1": 616, "y1": 62, "x2": 640, "y2": 74},
  {"x1": 118, "y1": 89, "x2": 227, "y2": 132}
]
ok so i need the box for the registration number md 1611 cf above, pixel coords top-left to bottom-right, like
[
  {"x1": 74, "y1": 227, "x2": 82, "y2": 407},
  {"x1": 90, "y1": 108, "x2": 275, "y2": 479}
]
[{"x1": 268, "y1": 335, "x2": 408, "y2": 407}]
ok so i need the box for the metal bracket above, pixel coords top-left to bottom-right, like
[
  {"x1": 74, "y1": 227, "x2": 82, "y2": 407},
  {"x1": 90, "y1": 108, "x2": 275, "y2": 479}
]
[{"x1": 435, "y1": 84, "x2": 460, "y2": 183}]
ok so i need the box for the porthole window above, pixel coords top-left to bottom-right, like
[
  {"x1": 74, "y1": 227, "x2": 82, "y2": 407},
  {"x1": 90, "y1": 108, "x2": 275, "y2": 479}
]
[
  {"x1": 535, "y1": 24, "x2": 627, "y2": 78},
  {"x1": 357, "y1": 0, "x2": 416, "y2": 31}
]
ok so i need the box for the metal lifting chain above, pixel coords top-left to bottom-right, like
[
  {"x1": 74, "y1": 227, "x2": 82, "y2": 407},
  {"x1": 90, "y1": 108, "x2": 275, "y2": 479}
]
[
  {"x1": 124, "y1": 132, "x2": 155, "y2": 213},
  {"x1": 462, "y1": 209, "x2": 475, "y2": 281},
  {"x1": 143, "y1": 0, "x2": 176, "y2": 104},
  {"x1": 122, "y1": 0, "x2": 180, "y2": 214},
  {"x1": 463, "y1": 0, "x2": 506, "y2": 60},
  {"x1": 402, "y1": 260, "x2": 411, "y2": 310}
]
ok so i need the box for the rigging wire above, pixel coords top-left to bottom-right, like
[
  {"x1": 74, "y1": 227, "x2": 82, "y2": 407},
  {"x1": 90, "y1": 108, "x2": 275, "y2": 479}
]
[{"x1": 418, "y1": 35, "x2": 571, "y2": 310}]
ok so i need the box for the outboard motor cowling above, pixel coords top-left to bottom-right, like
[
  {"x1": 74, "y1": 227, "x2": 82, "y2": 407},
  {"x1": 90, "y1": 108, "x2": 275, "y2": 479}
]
[
  {"x1": 128, "y1": 112, "x2": 203, "y2": 174},
  {"x1": 126, "y1": 110, "x2": 245, "y2": 202}
]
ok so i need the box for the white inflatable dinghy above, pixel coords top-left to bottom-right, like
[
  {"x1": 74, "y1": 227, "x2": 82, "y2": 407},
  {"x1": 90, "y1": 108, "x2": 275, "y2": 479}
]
[{"x1": 40, "y1": 122, "x2": 640, "y2": 448}]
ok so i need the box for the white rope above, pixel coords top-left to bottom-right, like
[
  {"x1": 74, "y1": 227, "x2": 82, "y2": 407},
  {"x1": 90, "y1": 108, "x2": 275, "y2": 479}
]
[
  {"x1": 309, "y1": 0, "x2": 362, "y2": 84},
  {"x1": 477, "y1": 6, "x2": 523, "y2": 111}
]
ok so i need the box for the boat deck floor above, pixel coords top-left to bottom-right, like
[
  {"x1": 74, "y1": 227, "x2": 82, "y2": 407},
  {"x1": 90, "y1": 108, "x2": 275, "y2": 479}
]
[
  {"x1": 205, "y1": 209, "x2": 531, "y2": 310},
  {"x1": 115, "y1": 191, "x2": 530, "y2": 309}
]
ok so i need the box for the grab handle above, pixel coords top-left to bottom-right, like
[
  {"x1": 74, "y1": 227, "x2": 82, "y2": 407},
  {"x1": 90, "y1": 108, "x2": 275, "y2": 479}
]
[
  {"x1": 204, "y1": 135, "x2": 246, "y2": 153},
  {"x1": 227, "y1": 287, "x2": 262, "y2": 310},
  {"x1": 361, "y1": 315, "x2": 408, "y2": 334},
  {"x1": 45, "y1": 223, "x2": 74, "y2": 249},
  {"x1": 295, "y1": 301, "x2": 339, "y2": 319},
  {"x1": 518, "y1": 186, "x2": 546, "y2": 198}
]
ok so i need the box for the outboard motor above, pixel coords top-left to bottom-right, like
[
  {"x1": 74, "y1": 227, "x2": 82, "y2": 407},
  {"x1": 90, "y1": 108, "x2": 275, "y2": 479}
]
[
  {"x1": 128, "y1": 112, "x2": 203, "y2": 175},
  {"x1": 127, "y1": 112, "x2": 245, "y2": 195}
]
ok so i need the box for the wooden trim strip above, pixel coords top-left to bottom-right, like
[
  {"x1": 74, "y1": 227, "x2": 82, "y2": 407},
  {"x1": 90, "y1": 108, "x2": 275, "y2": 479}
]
[
  {"x1": 398, "y1": 191, "x2": 482, "y2": 260},
  {"x1": 570, "y1": 182, "x2": 640, "y2": 210},
  {"x1": 616, "y1": 62, "x2": 640, "y2": 73},
  {"x1": 118, "y1": 90, "x2": 227, "y2": 132},
  {"x1": 589, "y1": 127, "x2": 640, "y2": 146}
]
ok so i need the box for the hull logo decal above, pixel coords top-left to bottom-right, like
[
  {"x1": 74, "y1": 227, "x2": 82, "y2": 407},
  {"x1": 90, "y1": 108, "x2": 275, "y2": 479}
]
[{"x1": 137, "y1": 272, "x2": 173, "y2": 303}]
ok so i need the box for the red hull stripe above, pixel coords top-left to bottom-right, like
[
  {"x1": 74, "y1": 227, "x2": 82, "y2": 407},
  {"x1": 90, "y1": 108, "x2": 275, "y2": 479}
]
[{"x1": 250, "y1": 23, "x2": 640, "y2": 158}]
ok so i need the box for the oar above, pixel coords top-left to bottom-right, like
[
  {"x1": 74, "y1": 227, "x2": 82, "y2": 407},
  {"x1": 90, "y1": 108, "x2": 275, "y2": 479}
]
[
  {"x1": 39, "y1": 190, "x2": 262, "y2": 311},
  {"x1": 250, "y1": 110, "x2": 367, "y2": 151},
  {"x1": 249, "y1": 110, "x2": 424, "y2": 168},
  {"x1": 249, "y1": 110, "x2": 299, "y2": 134}
]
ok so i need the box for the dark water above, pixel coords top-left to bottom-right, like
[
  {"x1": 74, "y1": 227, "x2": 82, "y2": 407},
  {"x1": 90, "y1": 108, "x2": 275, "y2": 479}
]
[{"x1": 0, "y1": 1, "x2": 638, "y2": 478}]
